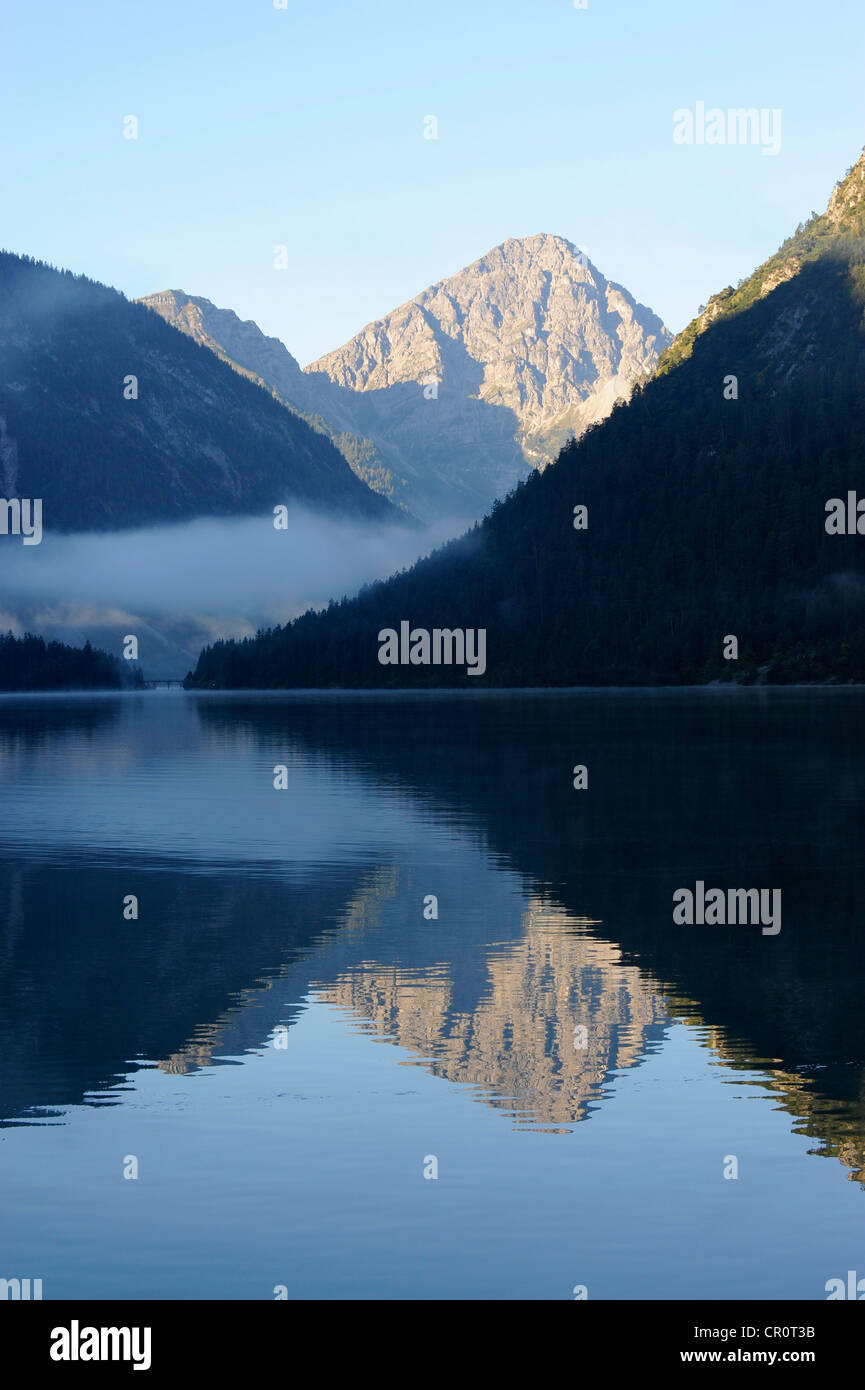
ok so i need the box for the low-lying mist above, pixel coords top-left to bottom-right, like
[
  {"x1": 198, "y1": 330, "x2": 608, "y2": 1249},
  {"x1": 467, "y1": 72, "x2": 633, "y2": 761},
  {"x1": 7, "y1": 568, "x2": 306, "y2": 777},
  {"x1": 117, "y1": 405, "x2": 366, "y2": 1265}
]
[{"x1": 0, "y1": 508, "x2": 469, "y2": 676}]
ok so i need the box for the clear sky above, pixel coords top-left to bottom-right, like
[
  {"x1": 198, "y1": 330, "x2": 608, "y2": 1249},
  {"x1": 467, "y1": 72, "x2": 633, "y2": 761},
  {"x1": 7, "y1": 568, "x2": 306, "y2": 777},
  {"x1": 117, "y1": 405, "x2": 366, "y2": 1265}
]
[{"x1": 2, "y1": 0, "x2": 863, "y2": 364}]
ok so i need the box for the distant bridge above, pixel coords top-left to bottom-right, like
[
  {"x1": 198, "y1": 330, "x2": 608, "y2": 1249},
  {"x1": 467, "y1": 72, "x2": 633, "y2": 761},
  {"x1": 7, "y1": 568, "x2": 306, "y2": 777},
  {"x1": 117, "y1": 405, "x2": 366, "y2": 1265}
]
[{"x1": 141, "y1": 677, "x2": 185, "y2": 689}]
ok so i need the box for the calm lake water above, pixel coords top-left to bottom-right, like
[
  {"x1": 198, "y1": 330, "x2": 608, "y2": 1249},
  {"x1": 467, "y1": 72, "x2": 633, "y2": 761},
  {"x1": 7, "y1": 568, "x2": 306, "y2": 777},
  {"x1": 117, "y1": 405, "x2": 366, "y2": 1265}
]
[{"x1": 0, "y1": 688, "x2": 863, "y2": 1300}]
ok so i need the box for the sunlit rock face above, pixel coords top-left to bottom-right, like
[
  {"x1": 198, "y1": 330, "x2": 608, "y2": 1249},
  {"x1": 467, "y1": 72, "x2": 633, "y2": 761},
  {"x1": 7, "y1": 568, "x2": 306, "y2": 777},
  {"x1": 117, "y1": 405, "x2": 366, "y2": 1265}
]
[
  {"x1": 143, "y1": 235, "x2": 670, "y2": 522},
  {"x1": 316, "y1": 896, "x2": 670, "y2": 1129}
]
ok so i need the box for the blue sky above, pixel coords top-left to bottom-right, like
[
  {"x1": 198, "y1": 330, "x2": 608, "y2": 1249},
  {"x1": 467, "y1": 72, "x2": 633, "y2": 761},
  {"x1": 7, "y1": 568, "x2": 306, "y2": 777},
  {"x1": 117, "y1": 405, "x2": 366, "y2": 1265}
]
[{"x1": 2, "y1": 0, "x2": 863, "y2": 363}]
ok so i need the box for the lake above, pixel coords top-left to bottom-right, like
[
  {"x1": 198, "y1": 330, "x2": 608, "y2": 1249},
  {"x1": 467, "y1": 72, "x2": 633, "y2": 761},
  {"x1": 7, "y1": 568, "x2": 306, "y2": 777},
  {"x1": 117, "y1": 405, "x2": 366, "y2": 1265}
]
[{"x1": 1, "y1": 687, "x2": 863, "y2": 1300}]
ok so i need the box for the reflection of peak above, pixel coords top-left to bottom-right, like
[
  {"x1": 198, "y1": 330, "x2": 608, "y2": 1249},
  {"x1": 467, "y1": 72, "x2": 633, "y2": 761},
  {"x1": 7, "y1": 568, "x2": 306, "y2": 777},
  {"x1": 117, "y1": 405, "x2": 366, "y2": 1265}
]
[
  {"x1": 338, "y1": 866, "x2": 400, "y2": 937},
  {"x1": 181, "y1": 692, "x2": 865, "y2": 1184},
  {"x1": 149, "y1": 885, "x2": 669, "y2": 1131},
  {"x1": 318, "y1": 896, "x2": 669, "y2": 1129}
]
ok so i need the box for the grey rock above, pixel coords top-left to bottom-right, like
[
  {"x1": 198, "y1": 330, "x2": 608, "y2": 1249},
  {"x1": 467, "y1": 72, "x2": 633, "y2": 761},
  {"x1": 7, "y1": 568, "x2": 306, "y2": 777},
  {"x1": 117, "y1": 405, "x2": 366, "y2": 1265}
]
[{"x1": 142, "y1": 234, "x2": 670, "y2": 523}]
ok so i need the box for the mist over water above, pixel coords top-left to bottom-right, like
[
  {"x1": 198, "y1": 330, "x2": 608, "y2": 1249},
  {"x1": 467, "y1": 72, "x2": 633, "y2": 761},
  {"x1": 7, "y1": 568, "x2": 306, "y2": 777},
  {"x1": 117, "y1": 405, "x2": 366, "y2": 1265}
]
[{"x1": 0, "y1": 508, "x2": 468, "y2": 674}]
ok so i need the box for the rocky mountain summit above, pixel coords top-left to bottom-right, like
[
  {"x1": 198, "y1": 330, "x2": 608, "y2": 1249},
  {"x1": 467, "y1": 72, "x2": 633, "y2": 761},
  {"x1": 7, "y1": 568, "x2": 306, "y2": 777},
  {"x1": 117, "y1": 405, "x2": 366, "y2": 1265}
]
[
  {"x1": 309, "y1": 233, "x2": 670, "y2": 462},
  {"x1": 143, "y1": 235, "x2": 670, "y2": 522}
]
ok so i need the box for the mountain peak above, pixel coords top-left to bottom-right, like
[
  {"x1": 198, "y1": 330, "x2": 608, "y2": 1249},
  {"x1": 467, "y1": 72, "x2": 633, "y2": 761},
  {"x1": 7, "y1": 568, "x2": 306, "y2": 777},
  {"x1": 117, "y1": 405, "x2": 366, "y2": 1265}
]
[
  {"x1": 442, "y1": 232, "x2": 596, "y2": 290},
  {"x1": 143, "y1": 237, "x2": 670, "y2": 523},
  {"x1": 306, "y1": 233, "x2": 669, "y2": 448},
  {"x1": 140, "y1": 288, "x2": 303, "y2": 369},
  {"x1": 495, "y1": 231, "x2": 587, "y2": 256},
  {"x1": 139, "y1": 288, "x2": 216, "y2": 320}
]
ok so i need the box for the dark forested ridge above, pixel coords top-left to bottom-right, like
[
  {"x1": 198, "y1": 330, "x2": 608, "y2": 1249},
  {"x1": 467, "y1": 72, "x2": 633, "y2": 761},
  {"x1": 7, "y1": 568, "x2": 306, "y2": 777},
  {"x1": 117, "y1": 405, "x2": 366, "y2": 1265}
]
[
  {"x1": 0, "y1": 632, "x2": 140, "y2": 691},
  {"x1": 187, "y1": 151, "x2": 865, "y2": 689},
  {"x1": 0, "y1": 253, "x2": 397, "y2": 531}
]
